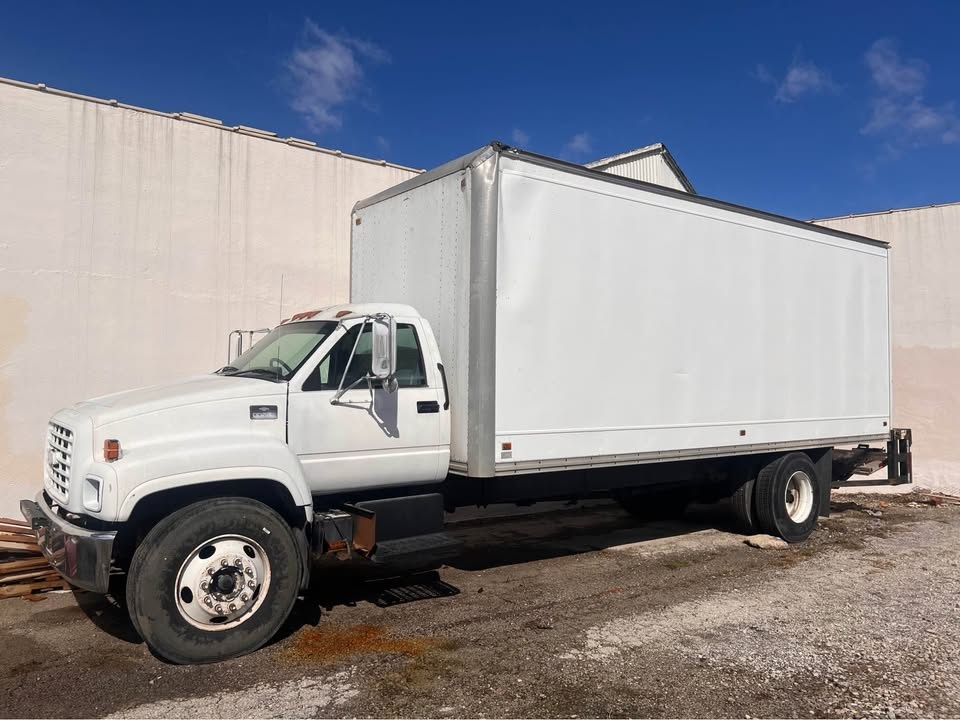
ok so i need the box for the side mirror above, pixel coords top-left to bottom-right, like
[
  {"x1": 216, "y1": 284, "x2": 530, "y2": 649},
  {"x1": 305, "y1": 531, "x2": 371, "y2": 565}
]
[{"x1": 370, "y1": 314, "x2": 397, "y2": 391}]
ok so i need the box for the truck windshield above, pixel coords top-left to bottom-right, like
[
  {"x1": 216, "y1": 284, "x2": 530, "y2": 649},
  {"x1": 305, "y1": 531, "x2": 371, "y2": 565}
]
[{"x1": 217, "y1": 321, "x2": 338, "y2": 382}]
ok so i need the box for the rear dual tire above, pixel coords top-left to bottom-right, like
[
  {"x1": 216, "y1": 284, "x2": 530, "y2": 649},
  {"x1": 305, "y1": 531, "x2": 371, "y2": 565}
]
[{"x1": 731, "y1": 452, "x2": 822, "y2": 543}]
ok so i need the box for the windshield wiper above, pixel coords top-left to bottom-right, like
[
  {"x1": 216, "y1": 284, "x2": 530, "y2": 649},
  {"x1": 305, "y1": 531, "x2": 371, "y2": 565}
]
[
  {"x1": 215, "y1": 366, "x2": 239, "y2": 375},
  {"x1": 226, "y1": 367, "x2": 284, "y2": 382}
]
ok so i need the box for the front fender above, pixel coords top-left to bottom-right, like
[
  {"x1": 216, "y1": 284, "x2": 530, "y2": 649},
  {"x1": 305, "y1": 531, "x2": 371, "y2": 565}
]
[{"x1": 115, "y1": 435, "x2": 312, "y2": 521}]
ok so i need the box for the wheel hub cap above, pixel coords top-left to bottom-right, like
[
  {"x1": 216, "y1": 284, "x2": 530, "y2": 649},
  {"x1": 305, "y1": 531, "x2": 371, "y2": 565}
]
[
  {"x1": 175, "y1": 535, "x2": 270, "y2": 631},
  {"x1": 784, "y1": 470, "x2": 814, "y2": 523}
]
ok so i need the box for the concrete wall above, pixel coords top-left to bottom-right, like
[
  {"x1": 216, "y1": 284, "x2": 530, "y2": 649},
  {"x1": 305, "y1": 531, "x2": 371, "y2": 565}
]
[
  {"x1": 815, "y1": 204, "x2": 960, "y2": 494},
  {"x1": 0, "y1": 79, "x2": 419, "y2": 515}
]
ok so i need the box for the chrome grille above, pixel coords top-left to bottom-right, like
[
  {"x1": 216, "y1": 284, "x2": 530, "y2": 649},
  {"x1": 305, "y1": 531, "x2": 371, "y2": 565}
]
[{"x1": 46, "y1": 422, "x2": 73, "y2": 501}]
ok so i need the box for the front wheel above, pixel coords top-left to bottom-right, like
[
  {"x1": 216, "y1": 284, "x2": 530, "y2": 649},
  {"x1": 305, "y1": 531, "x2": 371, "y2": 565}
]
[
  {"x1": 754, "y1": 453, "x2": 821, "y2": 543},
  {"x1": 126, "y1": 498, "x2": 302, "y2": 664}
]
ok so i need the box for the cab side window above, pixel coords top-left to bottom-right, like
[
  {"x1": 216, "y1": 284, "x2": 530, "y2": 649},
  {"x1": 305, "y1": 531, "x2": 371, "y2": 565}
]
[
  {"x1": 395, "y1": 324, "x2": 427, "y2": 388},
  {"x1": 303, "y1": 322, "x2": 427, "y2": 391}
]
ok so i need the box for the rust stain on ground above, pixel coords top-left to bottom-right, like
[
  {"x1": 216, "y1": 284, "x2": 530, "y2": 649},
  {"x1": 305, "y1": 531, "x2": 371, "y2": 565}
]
[{"x1": 281, "y1": 624, "x2": 436, "y2": 663}]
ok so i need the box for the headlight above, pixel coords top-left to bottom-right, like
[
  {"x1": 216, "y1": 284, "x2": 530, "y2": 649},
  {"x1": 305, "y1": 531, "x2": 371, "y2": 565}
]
[{"x1": 83, "y1": 475, "x2": 103, "y2": 512}]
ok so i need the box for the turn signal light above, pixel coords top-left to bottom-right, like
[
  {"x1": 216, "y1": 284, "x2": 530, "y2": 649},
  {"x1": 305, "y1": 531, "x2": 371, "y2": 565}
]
[{"x1": 104, "y1": 439, "x2": 121, "y2": 462}]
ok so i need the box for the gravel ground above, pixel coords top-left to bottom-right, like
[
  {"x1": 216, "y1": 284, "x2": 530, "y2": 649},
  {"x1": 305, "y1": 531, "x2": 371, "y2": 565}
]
[{"x1": 1, "y1": 492, "x2": 959, "y2": 718}]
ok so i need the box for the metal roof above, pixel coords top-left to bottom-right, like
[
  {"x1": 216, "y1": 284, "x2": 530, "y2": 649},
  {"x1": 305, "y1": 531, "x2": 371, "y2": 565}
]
[
  {"x1": 586, "y1": 142, "x2": 696, "y2": 194},
  {"x1": 0, "y1": 75, "x2": 423, "y2": 174}
]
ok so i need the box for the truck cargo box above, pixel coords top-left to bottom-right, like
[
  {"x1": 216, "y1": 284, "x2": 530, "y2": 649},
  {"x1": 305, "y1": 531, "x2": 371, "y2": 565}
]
[{"x1": 351, "y1": 143, "x2": 891, "y2": 479}]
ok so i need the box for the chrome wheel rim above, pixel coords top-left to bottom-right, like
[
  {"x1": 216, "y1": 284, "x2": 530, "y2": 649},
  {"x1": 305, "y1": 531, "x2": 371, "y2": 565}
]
[
  {"x1": 784, "y1": 470, "x2": 814, "y2": 523},
  {"x1": 174, "y1": 534, "x2": 270, "y2": 631}
]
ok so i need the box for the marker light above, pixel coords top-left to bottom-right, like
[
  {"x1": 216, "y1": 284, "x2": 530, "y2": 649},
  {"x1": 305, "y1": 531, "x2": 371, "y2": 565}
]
[{"x1": 104, "y1": 439, "x2": 121, "y2": 462}]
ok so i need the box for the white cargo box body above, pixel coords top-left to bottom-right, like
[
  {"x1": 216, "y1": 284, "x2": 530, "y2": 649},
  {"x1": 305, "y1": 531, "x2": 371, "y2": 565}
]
[{"x1": 352, "y1": 144, "x2": 891, "y2": 478}]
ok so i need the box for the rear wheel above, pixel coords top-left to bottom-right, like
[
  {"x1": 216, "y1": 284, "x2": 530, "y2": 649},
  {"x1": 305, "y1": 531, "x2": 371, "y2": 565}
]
[
  {"x1": 126, "y1": 497, "x2": 301, "y2": 664},
  {"x1": 754, "y1": 453, "x2": 821, "y2": 543}
]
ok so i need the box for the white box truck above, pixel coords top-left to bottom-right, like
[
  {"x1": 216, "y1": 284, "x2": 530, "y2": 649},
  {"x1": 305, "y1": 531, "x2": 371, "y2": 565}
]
[{"x1": 21, "y1": 143, "x2": 911, "y2": 664}]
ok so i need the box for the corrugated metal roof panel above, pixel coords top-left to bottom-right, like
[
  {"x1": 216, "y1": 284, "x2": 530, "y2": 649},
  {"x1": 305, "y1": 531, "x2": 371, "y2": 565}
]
[{"x1": 587, "y1": 142, "x2": 695, "y2": 194}]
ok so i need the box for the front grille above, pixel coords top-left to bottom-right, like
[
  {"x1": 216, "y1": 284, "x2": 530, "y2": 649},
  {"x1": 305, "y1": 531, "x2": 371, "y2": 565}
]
[{"x1": 46, "y1": 422, "x2": 73, "y2": 501}]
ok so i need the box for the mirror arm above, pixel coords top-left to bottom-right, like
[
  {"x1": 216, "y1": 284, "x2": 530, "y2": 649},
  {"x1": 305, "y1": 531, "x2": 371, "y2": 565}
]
[{"x1": 330, "y1": 319, "x2": 368, "y2": 405}]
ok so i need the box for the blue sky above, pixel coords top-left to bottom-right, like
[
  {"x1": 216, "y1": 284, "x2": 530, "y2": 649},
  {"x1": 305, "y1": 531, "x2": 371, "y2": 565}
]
[{"x1": 2, "y1": 1, "x2": 959, "y2": 219}]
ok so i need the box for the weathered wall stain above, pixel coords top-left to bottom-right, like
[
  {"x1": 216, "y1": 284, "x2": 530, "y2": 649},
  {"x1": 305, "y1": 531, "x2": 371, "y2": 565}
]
[{"x1": 0, "y1": 294, "x2": 35, "y2": 506}]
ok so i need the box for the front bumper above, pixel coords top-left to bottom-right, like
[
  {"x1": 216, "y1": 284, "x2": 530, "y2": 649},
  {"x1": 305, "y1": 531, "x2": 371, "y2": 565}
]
[{"x1": 20, "y1": 493, "x2": 116, "y2": 593}]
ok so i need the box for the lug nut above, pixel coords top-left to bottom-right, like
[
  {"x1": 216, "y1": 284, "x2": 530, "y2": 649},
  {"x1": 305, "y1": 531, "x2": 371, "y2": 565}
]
[
  {"x1": 234, "y1": 558, "x2": 243, "y2": 567},
  {"x1": 214, "y1": 604, "x2": 224, "y2": 614},
  {"x1": 220, "y1": 559, "x2": 229, "y2": 567},
  {"x1": 200, "y1": 581, "x2": 209, "y2": 591},
  {"x1": 203, "y1": 596, "x2": 213, "y2": 607},
  {"x1": 207, "y1": 567, "x2": 215, "y2": 576},
  {"x1": 247, "y1": 580, "x2": 255, "y2": 589},
  {"x1": 229, "y1": 603, "x2": 237, "y2": 612},
  {"x1": 240, "y1": 593, "x2": 249, "y2": 602},
  {"x1": 244, "y1": 567, "x2": 254, "y2": 577}
]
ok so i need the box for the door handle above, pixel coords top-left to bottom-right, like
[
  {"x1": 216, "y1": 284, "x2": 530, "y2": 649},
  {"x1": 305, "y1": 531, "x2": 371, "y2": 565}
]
[{"x1": 417, "y1": 400, "x2": 440, "y2": 414}]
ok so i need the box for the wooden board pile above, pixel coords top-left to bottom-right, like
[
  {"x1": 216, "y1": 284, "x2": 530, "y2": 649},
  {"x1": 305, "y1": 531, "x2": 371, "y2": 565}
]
[{"x1": 0, "y1": 517, "x2": 65, "y2": 600}]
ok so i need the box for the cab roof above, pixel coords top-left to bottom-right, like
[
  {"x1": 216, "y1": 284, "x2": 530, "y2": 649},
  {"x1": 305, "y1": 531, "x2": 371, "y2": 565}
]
[{"x1": 280, "y1": 303, "x2": 421, "y2": 324}]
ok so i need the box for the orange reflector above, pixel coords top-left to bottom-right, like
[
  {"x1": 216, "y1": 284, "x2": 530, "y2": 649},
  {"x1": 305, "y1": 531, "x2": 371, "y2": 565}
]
[
  {"x1": 336, "y1": 310, "x2": 352, "y2": 318},
  {"x1": 104, "y1": 439, "x2": 121, "y2": 462},
  {"x1": 355, "y1": 217, "x2": 362, "y2": 225},
  {"x1": 502, "y1": 442, "x2": 512, "y2": 451}
]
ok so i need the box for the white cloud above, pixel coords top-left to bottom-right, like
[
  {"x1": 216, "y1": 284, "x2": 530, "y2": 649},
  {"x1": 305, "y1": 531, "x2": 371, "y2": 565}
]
[
  {"x1": 865, "y1": 39, "x2": 926, "y2": 95},
  {"x1": 752, "y1": 63, "x2": 775, "y2": 85},
  {"x1": 754, "y1": 56, "x2": 837, "y2": 103},
  {"x1": 562, "y1": 131, "x2": 593, "y2": 158},
  {"x1": 286, "y1": 21, "x2": 389, "y2": 132},
  {"x1": 775, "y1": 60, "x2": 837, "y2": 102},
  {"x1": 511, "y1": 128, "x2": 530, "y2": 147},
  {"x1": 374, "y1": 135, "x2": 390, "y2": 153},
  {"x1": 862, "y1": 39, "x2": 960, "y2": 146}
]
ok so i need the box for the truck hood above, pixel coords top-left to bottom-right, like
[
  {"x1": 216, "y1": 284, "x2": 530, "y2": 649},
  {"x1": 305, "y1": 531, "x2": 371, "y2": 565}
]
[{"x1": 76, "y1": 375, "x2": 287, "y2": 427}]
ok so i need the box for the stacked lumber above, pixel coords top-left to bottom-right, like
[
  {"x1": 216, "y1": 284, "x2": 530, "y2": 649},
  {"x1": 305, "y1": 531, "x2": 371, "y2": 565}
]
[{"x1": 0, "y1": 517, "x2": 65, "y2": 600}]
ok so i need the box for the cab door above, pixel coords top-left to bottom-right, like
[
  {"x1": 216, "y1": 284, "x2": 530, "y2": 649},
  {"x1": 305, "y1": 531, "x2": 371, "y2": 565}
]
[{"x1": 286, "y1": 319, "x2": 446, "y2": 493}]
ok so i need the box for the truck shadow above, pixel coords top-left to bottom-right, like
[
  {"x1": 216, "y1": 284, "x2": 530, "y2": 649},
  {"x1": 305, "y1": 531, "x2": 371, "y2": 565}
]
[
  {"x1": 73, "y1": 586, "x2": 143, "y2": 645},
  {"x1": 276, "y1": 501, "x2": 743, "y2": 641},
  {"x1": 76, "y1": 501, "x2": 744, "y2": 651},
  {"x1": 445, "y1": 501, "x2": 736, "y2": 572}
]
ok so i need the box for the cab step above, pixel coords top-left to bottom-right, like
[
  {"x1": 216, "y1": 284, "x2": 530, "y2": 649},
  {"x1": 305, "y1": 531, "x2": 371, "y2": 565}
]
[
  {"x1": 371, "y1": 532, "x2": 461, "y2": 564},
  {"x1": 331, "y1": 493, "x2": 461, "y2": 566}
]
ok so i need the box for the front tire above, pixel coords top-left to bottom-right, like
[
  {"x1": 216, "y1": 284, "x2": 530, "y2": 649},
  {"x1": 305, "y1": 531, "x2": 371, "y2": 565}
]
[
  {"x1": 754, "y1": 453, "x2": 821, "y2": 543},
  {"x1": 126, "y1": 497, "x2": 301, "y2": 664}
]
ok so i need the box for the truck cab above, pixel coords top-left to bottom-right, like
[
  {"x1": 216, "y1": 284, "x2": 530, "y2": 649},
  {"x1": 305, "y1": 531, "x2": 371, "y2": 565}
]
[{"x1": 21, "y1": 303, "x2": 452, "y2": 664}]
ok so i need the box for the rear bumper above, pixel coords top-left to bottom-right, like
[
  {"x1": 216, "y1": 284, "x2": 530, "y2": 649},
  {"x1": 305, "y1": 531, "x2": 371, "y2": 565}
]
[{"x1": 20, "y1": 493, "x2": 116, "y2": 594}]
